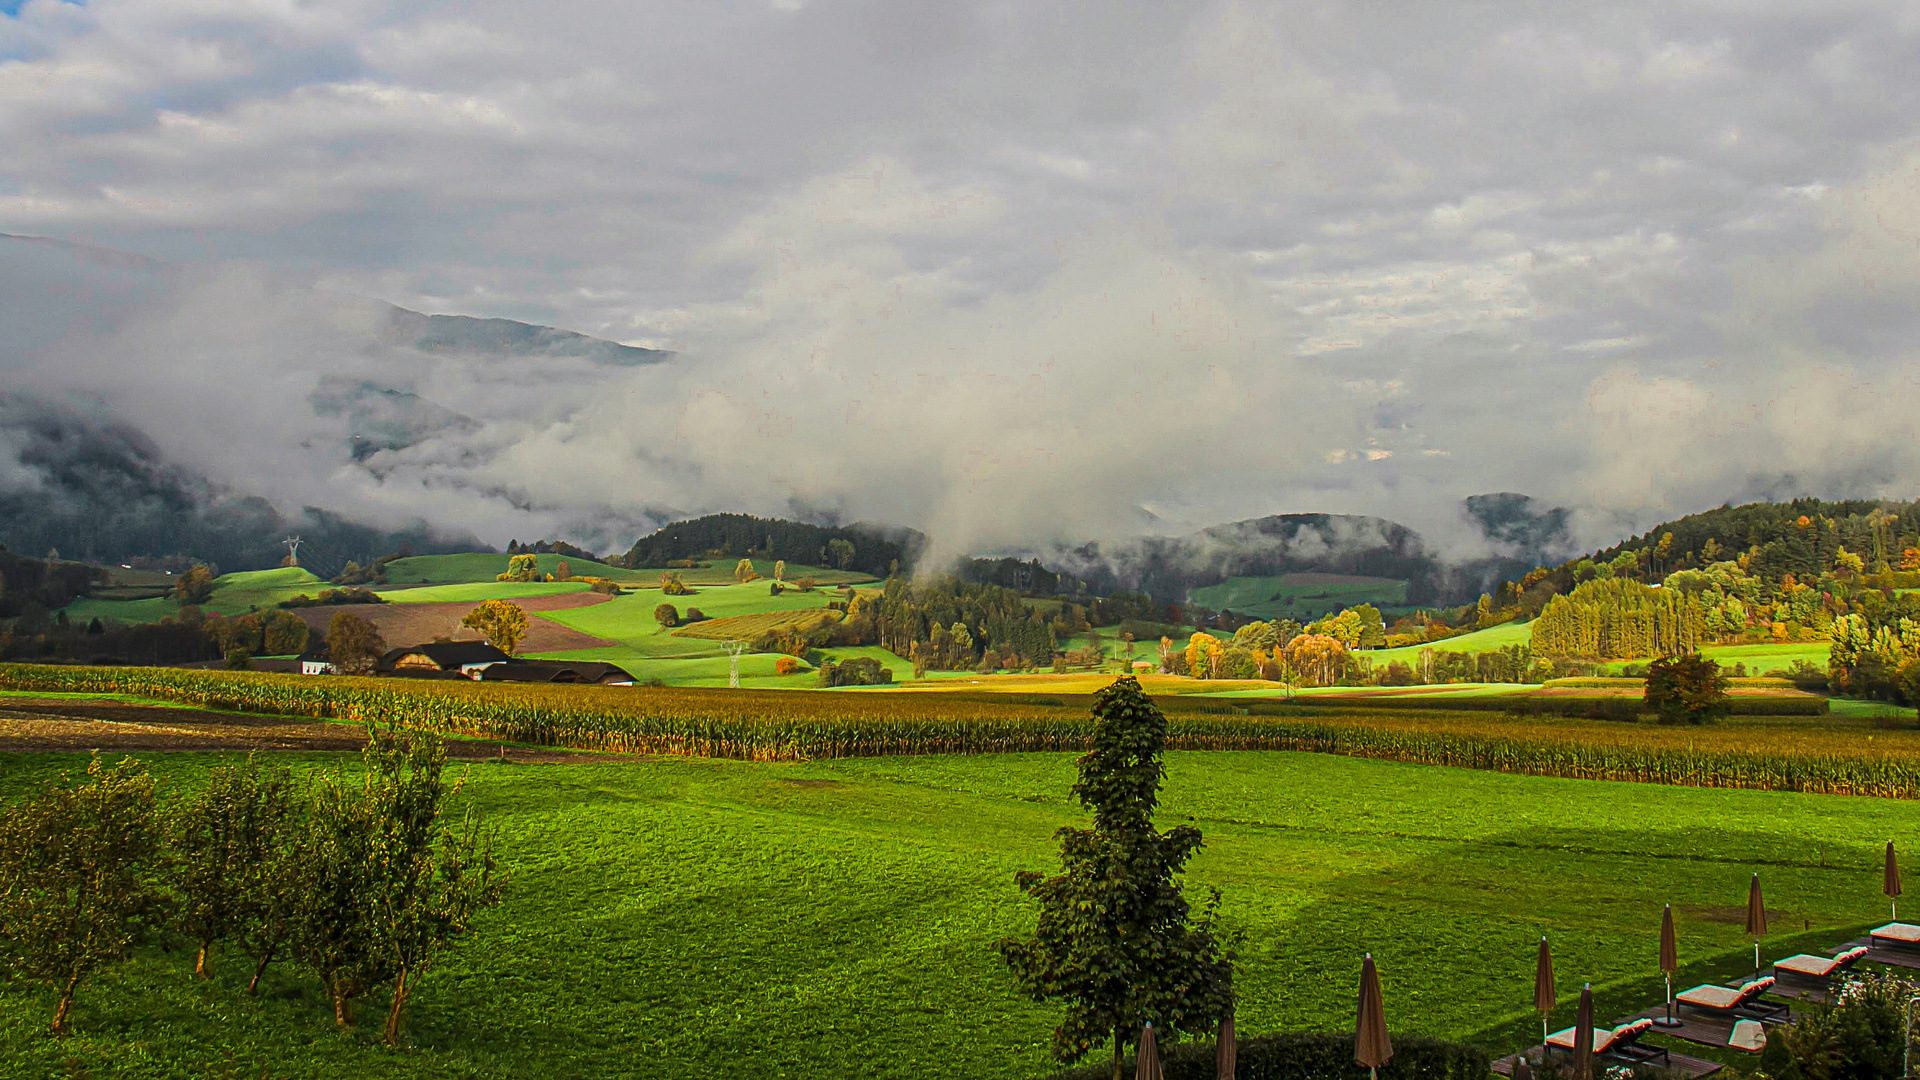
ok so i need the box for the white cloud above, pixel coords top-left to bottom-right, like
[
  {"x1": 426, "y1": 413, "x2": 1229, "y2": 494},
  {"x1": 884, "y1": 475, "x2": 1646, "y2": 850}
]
[{"x1": 3, "y1": 0, "x2": 1920, "y2": 556}]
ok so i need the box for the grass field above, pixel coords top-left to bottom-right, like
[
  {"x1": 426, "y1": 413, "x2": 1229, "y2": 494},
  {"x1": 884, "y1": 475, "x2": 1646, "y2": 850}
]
[
  {"x1": 1188, "y1": 572, "x2": 1409, "y2": 623},
  {"x1": 1365, "y1": 619, "x2": 1535, "y2": 666},
  {"x1": 60, "y1": 566, "x2": 331, "y2": 623},
  {"x1": 381, "y1": 552, "x2": 650, "y2": 585},
  {"x1": 0, "y1": 746, "x2": 1906, "y2": 1079},
  {"x1": 671, "y1": 610, "x2": 821, "y2": 641},
  {"x1": 380, "y1": 581, "x2": 591, "y2": 604}
]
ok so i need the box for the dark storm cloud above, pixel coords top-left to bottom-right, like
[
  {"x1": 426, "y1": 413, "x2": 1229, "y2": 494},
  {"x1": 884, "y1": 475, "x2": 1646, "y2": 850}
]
[{"x1": 2, "y1": 0, "x2": 1919, "y2": 557}]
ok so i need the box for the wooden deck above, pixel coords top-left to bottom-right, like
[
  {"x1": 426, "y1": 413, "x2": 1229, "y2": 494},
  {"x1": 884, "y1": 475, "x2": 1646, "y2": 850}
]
[
  {"x1": 1831, "y1": 937, "x2": 1920, "y2": 971},
  {"x1": 1492, "y1": 1048, "x2": 1722, "y2": 1078},
  {"x1": 1622, "y1": 1004, "x2": 1781, "y2": 1052}
]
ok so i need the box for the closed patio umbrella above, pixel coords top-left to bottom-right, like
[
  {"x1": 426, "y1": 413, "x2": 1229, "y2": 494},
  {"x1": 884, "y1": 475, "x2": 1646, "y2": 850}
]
[
  {"x1": 1572, "y1": 983, "x2": 1595, "y2": 1080},
  {"x1": 1656, "y1": 905, "x2": 1681, "y2": 1027},
  {"x1": 1355, "y1": 954, "x2": 1393, "y2": 1080},
  {"x1": 1533, "y1": 937, "x2": 1555, "y2": 1047},
  {"x1": 1136, "y1": 1022, "x2": 1162, "y2": 1080},
  {"x1": 1746, "y1": 873, "x2": 1767, "y2": 975},
  {"x1": 1217, "y1": 1013, "x2": 1235, "y2": 1080},
  {"x1": 1512, "y1": 1056, "x2": 1533, "y2": 1080},
  {"x1": 1888, "y1": 841, "x2": 1903, "y2": 921}
]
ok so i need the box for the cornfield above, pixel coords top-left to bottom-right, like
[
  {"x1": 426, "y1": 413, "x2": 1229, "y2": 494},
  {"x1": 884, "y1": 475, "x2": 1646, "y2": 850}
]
[{"x1": 3, "y1": 664, "x2": 1917, "y2": 798}]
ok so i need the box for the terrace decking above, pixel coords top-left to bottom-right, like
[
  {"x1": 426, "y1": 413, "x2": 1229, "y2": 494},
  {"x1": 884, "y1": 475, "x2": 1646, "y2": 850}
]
[
  {"x1": 1621, "y1": 1004, "x2": 1776, "y2": 1053},
  {"x1": 1830, "y1": 938, "x2": 1920, "y2": 971},
  {"x1": 1492, "y1": 1049, "x2": 1722, "y2": 1078}
]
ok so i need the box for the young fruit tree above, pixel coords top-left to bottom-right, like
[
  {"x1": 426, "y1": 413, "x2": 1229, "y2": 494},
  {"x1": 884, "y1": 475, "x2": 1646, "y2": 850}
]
[
  {"x1": 362, "y1": 729, "x2": 506, "y2": 1046},
  {"x1": 168, "y1": 754, "x2": 297, "y2": 981},
  {"x1": 0, "y1": 754, "x2": 166, "y2": 1034},
  {"x1": 291, "y1": 726, "x2": 505, "y2": 1039},
  {"x1": 998, "y1": 676, "x2": 1236, "y2": 1080}
]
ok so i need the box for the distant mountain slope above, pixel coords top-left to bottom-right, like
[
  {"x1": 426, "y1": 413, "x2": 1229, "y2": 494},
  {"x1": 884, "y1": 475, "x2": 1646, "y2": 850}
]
[
  {"x1": 0, "y1": 233, "x2": 683, "y2": 571},
  {"x1": 380, "y1": 309, "x2": 669, "y2": 366}
]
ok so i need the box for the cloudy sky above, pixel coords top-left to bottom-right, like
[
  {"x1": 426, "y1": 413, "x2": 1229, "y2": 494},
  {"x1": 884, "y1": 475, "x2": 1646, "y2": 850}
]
[{"x1": 4, "y1": 0, "x2": 1920, "y2": 558}]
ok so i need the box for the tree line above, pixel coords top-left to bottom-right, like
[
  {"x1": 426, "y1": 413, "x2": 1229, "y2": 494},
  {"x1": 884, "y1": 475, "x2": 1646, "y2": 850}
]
[
  {"x1": 618, "y1": 513, "x2": 913, "y2": 578},
  {"x1": 0, "y1": 729, "x2": 504, "y2": 1043}
]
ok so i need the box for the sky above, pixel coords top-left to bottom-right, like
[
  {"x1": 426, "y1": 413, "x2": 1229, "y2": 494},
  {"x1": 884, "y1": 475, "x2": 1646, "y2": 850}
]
[{"x1": 3, "y1": 0, "x2": 1920, "y2": 560}]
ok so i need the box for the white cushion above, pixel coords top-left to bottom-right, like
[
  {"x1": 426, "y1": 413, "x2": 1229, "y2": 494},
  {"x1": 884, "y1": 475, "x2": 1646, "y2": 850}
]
[
  {"x1": 1730, "y1": 1019, "x2": 1766, "y2": 1052},
  {"x1": 1873, "y1": 922, "x2": 1920, "y2": 943},
  {"x1": 1677, "y1": 984, "x2": 1743, "y2": 1008},
  {"x1": 1545, "y1": 1026, "x2": 1617, "y2": 1052},
  {"x1": 1775, "y1": 954, "x2": 1838, "y2": 976}
]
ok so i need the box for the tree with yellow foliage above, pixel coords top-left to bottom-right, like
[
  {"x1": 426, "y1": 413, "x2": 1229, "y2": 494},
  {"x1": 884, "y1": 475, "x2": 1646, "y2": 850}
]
[{"x1": 461, "y1": 600, "x2": 529, "y2": 655}]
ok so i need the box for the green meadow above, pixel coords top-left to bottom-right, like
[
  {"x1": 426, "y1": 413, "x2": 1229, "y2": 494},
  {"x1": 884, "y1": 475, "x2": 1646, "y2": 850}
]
[
  {"x1": 60, "y1": 566, "x2": 330, "y2": 623},
  {"x1": 0, "y1": 745, "x2": 1905, "y2": 1079}
]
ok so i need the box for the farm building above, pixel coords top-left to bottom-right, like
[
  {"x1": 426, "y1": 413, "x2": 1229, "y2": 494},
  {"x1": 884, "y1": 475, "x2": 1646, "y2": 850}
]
[
  {"x1": 298, "y1": 650, "x2": 334, "y2": 675},
  {"x1": 479, "y1": 659, "x2": 635, "y2": 685},
  {"x1": 377, "y1": 641, "x2": 510, "y2": 678}
]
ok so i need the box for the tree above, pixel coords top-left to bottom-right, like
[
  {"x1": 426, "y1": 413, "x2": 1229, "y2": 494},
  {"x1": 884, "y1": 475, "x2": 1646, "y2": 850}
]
[
  {"x1": 1644, "y1": 653, "x2": 1731, "y2": 724},
  {"x1": 660, "y1": 572, "x2": 694, "y2": 596},
  {"x1": 826, "y1": 538, "x2": 856, "y2": 571},
  {"x1": 774, "y1": 560, "x2": 786, "y2": 582},
  {"x1": 461, "y1": 600, "x2": 529, "y2": 655},
  {"x1": 169, "y1": 755, "x2": 296, "y2": 980},
  {"x1": 654, "y1": 603, "x2": 679, "y2": 629},
  {"x1": 555, "y1": 559, "x2": 572, "y2": 581},
  {"x1": 496, "y1": 554, "x2": 539, "y2": 583},
  {"x1": 362, "y1": 729, "x2": 506, "y2": 1046},
  {"x1": 175, "y1": 564, "x2": 216, "y2": 605},
  {"x1": 734, "y1": 558, "x2": 759, "y2": 583},
  {"x1": 326, "y1": 612, "x2": 387, "y2": 675},
  {"x1": 999, "y1": 678, "x2": 1235, "y2": 1078},
  {"x1": 263, "y1": 610, "x2": 310, "y2": 655},
  {"x1": 0, "y1": 754, "x2": 165, "y2": 1034}
]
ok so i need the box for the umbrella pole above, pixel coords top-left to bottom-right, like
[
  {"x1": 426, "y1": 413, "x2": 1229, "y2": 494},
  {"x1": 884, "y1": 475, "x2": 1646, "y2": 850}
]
[
  {"x1": 1754, "y1": 941, "x2": 1761, "y2": 978},
  {"x1": 1665, "y1": 974, "x2": 1673, "y2": 1026}
]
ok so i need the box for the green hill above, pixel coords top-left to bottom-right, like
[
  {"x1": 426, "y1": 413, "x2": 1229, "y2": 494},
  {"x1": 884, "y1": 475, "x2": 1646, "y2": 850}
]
[{"x1": 61, "y1": 566, "x2": 330, "y2": 623}]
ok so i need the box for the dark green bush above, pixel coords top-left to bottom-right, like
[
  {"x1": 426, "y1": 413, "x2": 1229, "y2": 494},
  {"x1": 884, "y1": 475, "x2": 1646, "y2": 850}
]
[{"x1": 1043, "y1": 1032, "x2": 1489, "y2": 1080}]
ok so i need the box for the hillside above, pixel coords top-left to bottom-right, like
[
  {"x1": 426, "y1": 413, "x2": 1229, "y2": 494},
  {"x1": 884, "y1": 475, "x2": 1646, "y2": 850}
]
[{"x1": 619, "y1": 514, "x2": 920, "y2": 579}]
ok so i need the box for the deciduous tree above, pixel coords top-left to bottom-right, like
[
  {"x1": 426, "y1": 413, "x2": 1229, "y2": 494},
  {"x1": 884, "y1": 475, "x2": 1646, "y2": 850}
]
[
  {"x1": 461, "y1": 600, "x2": 529, "y2": 655},
  {"x1": 1644, "y1": 653, "x2": 1730, "y2": 724},
  {"x1": 999, "y1": 678, "x2": 1235, "y2": 1079},
  {"x1": 0, "y1": 754, "x2": 165, "y2": 1034},
  {"x1": 169, "y1": 754, "x2": 297, "y2": 980},
  {"x1": 326, "y1": 612, "x2": 387, "y2": 675},
  {"x1": 175, "y1": 564, "x2": 216, "y2": 605}
]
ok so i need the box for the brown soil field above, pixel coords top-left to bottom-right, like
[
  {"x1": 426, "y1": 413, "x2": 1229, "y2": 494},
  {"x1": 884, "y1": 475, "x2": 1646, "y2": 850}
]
[
  {"x1": 287, "y1": 592, "x2": 615, "y2": 652},
  {"x1": 0, "y1": 700, "x2": 632, "y2": 762}
]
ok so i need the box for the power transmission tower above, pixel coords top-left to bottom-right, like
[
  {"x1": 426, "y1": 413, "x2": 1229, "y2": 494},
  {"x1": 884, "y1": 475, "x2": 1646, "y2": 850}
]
[
  {"x1": 728, "y1": 642, "x2": 746, "y2": 689},
  {"x1": 282, "y1": 536, "x2": 303, "y2": 566}
]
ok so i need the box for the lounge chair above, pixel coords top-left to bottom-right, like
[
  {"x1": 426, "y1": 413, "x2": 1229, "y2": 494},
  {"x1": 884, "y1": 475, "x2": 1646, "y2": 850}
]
[
  {"x1": 1676, "y1": 976, "x2": 1788, "y2": 1022},
  {"x1": 1773, "y1": 946, "x2": 1869, "y2": 990},
  {"x1": 1544, "y1": 1019, "x2": 1669, "y2": 1066},
  {"x1": 1871, "y1": 923, "x2": 1920, "y2": 950}
]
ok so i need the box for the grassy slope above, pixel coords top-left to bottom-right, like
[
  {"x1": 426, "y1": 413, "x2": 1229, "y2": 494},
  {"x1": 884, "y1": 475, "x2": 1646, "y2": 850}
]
[
  {"x1": 380, "y1": 553, "x2": 652, "y2": 585},
  {"x1": 61, "y1": 567, "x2": 331, "y2": 623},
  {"x1": 530, "y1": 582, "x2": 852, "y2": 683},
  {"x1": 0, "y1": 748, "x2": 1903, "y2": 1079},
  {"x1": 380, "y1": 582, "x2": 590, "y2": 604},
  {"x1": 1188, "y1": 574, "x2": 1409, "y2": 623},
  {"x1": 1365, "y1": 619, "x2": 1536, "y2": 666}
]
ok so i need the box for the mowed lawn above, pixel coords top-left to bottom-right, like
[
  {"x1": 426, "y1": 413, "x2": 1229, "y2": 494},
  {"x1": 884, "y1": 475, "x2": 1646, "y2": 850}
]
[{"x1": 1, "y1": 747, "x2": 1909, "y2": 1079}]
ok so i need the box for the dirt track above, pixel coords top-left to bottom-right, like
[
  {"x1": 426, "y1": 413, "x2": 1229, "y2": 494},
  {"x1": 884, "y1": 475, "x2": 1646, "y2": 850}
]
[
  {"x1": 286, "y1": 591, "x2": 615, "y2": 653},
  {"x1": 0, "y1": 699, "x2": 631, "y2": 762}
]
